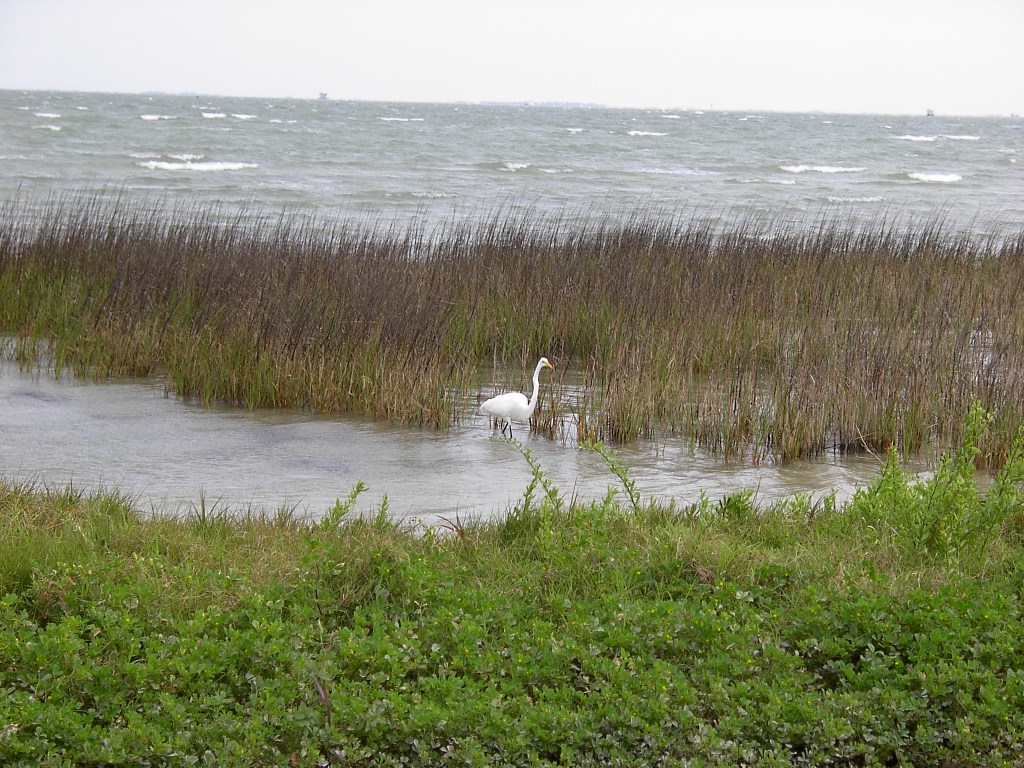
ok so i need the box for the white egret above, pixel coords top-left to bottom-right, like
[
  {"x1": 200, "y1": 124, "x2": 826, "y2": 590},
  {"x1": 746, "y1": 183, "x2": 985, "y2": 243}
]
[{"x1": 480, "y1": 357, "x2": 554, "y2": 438}]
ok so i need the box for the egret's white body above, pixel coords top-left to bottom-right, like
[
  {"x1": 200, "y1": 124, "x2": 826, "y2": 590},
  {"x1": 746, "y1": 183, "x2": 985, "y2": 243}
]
[{"x1": 480, "y1": 357, "x2": 553, "y2": 438}]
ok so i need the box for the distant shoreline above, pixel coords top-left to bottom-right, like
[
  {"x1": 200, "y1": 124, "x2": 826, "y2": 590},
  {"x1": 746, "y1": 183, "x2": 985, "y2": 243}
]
[{"x1": 3, "y1": 86, "x2": 1020, "y2": 119}]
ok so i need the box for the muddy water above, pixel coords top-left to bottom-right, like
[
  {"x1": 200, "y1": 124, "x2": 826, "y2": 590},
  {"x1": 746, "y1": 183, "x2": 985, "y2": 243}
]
[{"x1": 1, "y1": 360, "x2": 925, "y2": 526}]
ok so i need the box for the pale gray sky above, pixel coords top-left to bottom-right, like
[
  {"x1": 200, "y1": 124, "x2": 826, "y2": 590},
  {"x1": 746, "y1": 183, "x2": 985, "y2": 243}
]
[{"x1": 1, "y1": 0, "x2": 1021, "y2": 115}]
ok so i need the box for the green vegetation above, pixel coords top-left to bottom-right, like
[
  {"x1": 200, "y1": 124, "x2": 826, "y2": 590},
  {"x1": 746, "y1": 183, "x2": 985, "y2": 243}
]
[
  {"x1": 3, "y1": 405, "x2": 1024, "y2": 766},
  {"x1": 3, "y1": 197, "x2": 1024, "y2": 463}
]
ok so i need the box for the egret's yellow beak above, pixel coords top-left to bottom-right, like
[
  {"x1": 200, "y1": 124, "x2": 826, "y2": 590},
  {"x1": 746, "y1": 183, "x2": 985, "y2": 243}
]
[{"x1": 544, "y1": 360, "x2": 554, "y2": 370}]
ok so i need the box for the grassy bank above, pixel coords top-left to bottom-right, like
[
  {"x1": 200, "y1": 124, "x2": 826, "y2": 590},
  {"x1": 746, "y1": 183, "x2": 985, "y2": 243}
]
[
  {"x1": 3, "y1": 407, "x2": 1024, "y2": 766},
  {"x1": 2, "y1": 197, "x2": 1024, "y2": 463}
]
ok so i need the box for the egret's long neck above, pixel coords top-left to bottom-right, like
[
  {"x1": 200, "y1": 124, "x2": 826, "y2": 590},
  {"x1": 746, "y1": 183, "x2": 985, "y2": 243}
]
[{"x1": 527, "y1": 361, "x2": 544, "y2": 410}]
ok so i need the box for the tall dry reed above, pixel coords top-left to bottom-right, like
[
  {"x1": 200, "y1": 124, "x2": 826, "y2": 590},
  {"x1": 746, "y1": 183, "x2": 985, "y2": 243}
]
[{"x1": 2, "y1": 196, "x2": 1023, "y2": 464}]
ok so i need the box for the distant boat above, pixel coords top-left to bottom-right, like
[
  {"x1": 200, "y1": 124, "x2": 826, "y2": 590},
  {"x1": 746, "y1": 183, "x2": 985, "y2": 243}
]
[
  {"x1": 926, "y1": 109, "x2": 935, "y2": 117},
  {"x1": 319, "y1": 92, "x2": 328, "y2": 100}
]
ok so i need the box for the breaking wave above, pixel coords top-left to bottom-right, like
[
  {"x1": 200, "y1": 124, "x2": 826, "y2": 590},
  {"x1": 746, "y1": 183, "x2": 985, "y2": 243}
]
[{"x1": 137, "y1": 160, "x2": 258, "y2": 172}]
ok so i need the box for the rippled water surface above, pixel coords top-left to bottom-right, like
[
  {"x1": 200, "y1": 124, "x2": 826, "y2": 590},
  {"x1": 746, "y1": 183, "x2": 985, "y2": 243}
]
[
  {"x1": 2, "y1": 90, "x2": 1021, "y2": 235},
  {"x1": 1, "y1": 360, "x2": 926, "y2": 524}
]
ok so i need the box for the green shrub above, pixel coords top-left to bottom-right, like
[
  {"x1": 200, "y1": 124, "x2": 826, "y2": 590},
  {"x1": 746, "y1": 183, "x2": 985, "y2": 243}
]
[{"x1": 3, "y1": 404, "x2": 1024, "y2": 765}]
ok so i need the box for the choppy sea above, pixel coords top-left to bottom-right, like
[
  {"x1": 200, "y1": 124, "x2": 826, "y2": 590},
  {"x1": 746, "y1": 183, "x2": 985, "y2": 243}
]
[{"x1": 1, "y1": 89, "x2": 1022, "y2": 235}]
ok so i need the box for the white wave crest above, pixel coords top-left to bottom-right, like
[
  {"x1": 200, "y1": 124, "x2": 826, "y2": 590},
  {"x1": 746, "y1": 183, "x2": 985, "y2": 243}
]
[
  {"x1": 379, "y1": 117, "x2": 424, "y2": 122},
  {"x1": 34, "y1": 112, "x2": 60, "y2": 118},
  {"x1": 780, "y1": 165, "x2": 866, "y2": 174},
  {"x1": 828, "y1": 195, "x2": 884, "y2": 203},
  {"x1": 202, "y1": 113, "x2": 227, "y2": 119},
  {"x1": 628, "y1": 130, "x2": 667, "y2": 137},
  {"x1": 944, "y1": 134, "x2": 980, "y2": 141},
  {"x1": 908, "y1": 172, "x2": 961, "y2": 183},
  {"x1": 137, "y1": 160, "x2": 258, "y2": 172},
  {"x1": 169, "y1": 153, "x2": 205, "y2": 161},
  {"x1": 140, "y1": 114, "x2": 176, "y2": 121},
  {"x1": 232, "y1": 114, "x2": 256, "y2": 120},
  {"x1": 35, "y1": 125, "x2": 62, "y2": 132},
  {"x1": 501, "y1": 162, "x2": 530, "y2": 172},
  {"x1": 640, "y1": 166, "x2": 718, "y2": 176},
  {"x1": 894, "y1": 134, "x2": 937, "y2": 142}
]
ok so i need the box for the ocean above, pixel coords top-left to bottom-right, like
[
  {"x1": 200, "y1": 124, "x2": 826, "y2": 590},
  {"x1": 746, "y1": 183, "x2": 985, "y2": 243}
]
[{"x1": 1, "y1": 89, "x2": 1022, "y2": 235}]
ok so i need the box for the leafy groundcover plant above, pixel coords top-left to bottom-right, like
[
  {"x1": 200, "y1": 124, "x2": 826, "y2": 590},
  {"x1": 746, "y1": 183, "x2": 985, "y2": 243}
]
[{"x1": 2, "y1": 405, "x2": 1024, "y2": 766}]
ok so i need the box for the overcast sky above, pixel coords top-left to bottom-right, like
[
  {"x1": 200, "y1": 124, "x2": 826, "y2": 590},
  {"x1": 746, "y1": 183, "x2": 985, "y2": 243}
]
[{"x1": 1, "y1": 0, "x2": 1021, "y2": 115}]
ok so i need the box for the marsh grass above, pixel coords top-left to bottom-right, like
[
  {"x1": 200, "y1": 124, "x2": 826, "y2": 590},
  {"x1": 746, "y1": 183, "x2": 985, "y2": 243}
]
[{"x1": 3, "y1": 196, "x2": 1024, "y2": 463}]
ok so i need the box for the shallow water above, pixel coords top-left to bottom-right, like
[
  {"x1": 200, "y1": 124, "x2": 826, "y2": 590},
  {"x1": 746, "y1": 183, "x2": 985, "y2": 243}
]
[{"x1": 1, "y1": 359, "x2": 925, "y2": 525}]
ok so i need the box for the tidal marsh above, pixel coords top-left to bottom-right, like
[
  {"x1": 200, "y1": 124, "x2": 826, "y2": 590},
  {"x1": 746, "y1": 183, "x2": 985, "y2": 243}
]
[{"x1": 2, "y1": 196, "x2": 1024, "y2": 464}]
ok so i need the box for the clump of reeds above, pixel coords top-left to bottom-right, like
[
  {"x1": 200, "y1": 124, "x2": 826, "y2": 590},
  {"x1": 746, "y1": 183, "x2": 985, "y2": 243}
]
[{"x1": 2, "y1": 195, "x2": 1023, "y2": 465}]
